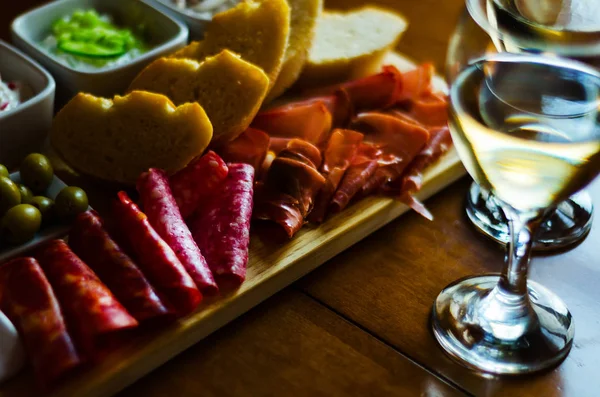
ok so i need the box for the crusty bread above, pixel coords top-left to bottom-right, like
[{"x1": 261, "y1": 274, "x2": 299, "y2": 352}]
[
  {"x1": 296, "y1": 7, "x2": 408, "y2": 88},
  {"x1": 51, "y1": 91, "x2": 213, "y2": 185},
  {"x1": 172, "y1": 0, "x2": 290, "y2": 93},
  {"x1": 266, "y1": 0, "x2": 323, "y2": 101},
  {"x1": 129, "y1": 50, "x2": 269, "y2": 146}
]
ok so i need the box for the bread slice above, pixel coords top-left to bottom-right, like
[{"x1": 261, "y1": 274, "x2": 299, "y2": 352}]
[
  {"x1": 129, "y1": 50, "x2": 269, "y2": 146},
  {"x1": 172, "y1": 0, "x2": 290, "y2": 93},
  {"x1": 266, "y1": 0, "x2": 323, "y2": 101},
  {"x1": 51, "y1": 91, "x2": 213, "y2": 185},
  {"x1": 296, "y1": 7, "x2": 408, "y2": 88}
]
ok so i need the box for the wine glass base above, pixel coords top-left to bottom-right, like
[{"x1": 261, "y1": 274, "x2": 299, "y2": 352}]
[
  {"x1": 432, "y1": 275, "x2": 574, "y2": 375},
  {"x1": 466, "y1": 183, "x2": 593, "y2": 252}
]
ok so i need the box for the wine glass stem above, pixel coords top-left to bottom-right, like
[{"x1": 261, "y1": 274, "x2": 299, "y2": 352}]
[
  {"x1": 475, "y1": 205, "x2": 545, "y2": 340},
  {"x1": 500, "y1": 209, "x2": 541, "y2": 297}
]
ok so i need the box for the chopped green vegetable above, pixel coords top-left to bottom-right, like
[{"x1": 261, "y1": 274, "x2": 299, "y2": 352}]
[{"x1": 51, "y1": 9, "x2": 145, "y2": 58}]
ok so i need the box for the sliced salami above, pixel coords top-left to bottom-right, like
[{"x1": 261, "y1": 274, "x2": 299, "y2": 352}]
[
  {"x1": 69, "y1": 210, "x2": 175, "y2": 324},
  {"x1": 34, "y1": 240, "x2": 138, "y2": 359},
  {"x1": 0, "y1": 257, "x2": 82, "y2": 389},
  {"x1": 170, "y1": 151, "x2": 229, "y2": 219},
  {"x1": 138, "y1": 169, "x2": 219, "y2": 296},
  {"x1": 112, "y1": 192, "x2": 202, "y2": 316},
  {"x1": 189, "y1": 163, "x2": 254, "y2": 290}
]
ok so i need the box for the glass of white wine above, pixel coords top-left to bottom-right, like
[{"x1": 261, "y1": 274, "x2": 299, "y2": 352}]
[
  {"x1": 432, "y1": 52, "x2": 600, "y2": 374},
  {"x1": 448, "y1": 0, "x2": 600, "y2": 250}
]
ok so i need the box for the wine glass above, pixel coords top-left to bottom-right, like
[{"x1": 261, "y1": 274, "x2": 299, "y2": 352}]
[
  {"x1": 448, "y1": 0, "x2": 600, "y2": 251},
  {"x1": 432, "y1": 52, "x2": 600, "y2": 374}
]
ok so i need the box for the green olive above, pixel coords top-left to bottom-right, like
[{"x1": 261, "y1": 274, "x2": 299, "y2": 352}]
[
  {"x1": 30, "y1": 196, "x2": 55, "y2": 225},
  {"x1": 20, "y1": 153, "x2": 54, "y2": 194},
  {"x1": 17, "y1": 184, "x2": 34, "y2": 204},
  {"x1": 0, "y1": 204, "x2": 42, "y2": 244},
  {"x1": 55, "y1": 186, "x2": 88, "y2": 221},
  {"x1": 0, "y1": 164, "x2": 8, "y2": 178},
  {"x1": 0, "y1": 176, "x2": 20, "y2": 215}
]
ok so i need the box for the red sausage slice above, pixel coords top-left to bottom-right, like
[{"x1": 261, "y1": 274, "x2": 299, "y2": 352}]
[
  {"x1": 0, "y1": 257, "x2": 82, "y2": 389},
  {"x1": 69, "y1": 210, "x2": 175, "y2": 324},
  {"x1": 138, "y1": 169, "x2": 219, "y2": 296},
  {"x1": 35, "y1": 240, "x2": 138, "y2": 359},
  {"x1": 170, "y1": 151, "x2": 229, "y2": 219},
  {"x1": 189, "y1": 163, "x2": 254, "y2": 290},
  {"x1": 113, "y1": 192, "x2": 202, "y2": 316}
]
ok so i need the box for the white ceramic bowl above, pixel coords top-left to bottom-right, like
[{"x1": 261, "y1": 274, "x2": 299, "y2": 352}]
[
  {"x1": 146, "y1": 0, "x2": 212, "y2": 41},
  {"x1": 11, "y1": 0, "x2": 189, "y2": 107},
  {"x1": 0, "y1": 40, "x2": 55, "y2": 170},
  {"x1": 0, "y1": 172, "x2": 78, "y2": 264}
]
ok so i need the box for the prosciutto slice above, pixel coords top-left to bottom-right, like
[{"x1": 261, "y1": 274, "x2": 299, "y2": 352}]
[
  {"x1": 306, "y1": 65, "x2": 403, "y2": 111},
  {"x1": 217, "y1": 127, "x2": 270, "y2": 172},
  {"x1": 396, "y1": 63, "x2": 435, "y2": 102},
  {"x1": 309, "y1": 129, "x2": 364, "y2": 223},
  {"x1": 254, "y1": 139, "x2": 326, "y2": 238},
  {"x1": 409, "y1": 92, "x2": 448, "y2": 127},
  {"x1": 251, "y1": 100, "x2": 333, "y2": 147},
  {"x1": 329, "y1": 144, "x2": 379, "y2": 214},
  {"x1": 349, "y1": 112, "x2": 430, "y2": 197}
]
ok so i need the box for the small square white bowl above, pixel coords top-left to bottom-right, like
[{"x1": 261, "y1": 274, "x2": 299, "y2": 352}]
[
  {"x1": 0, "y1": 172, "x2": 75, "y2": 264},
  {"x1": 0, "y1": 40, "x2": 55, "y2": 170},
  {"x1": 11, "y1": 0, "x2": 189, "y2": 106},
  {"x1": 146, "y1": 0, "x2": 212, "y2": 40}
]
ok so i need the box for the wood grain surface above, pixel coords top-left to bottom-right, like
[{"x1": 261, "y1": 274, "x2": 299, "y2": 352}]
[
  {"x1": 3, "y1": 1, "x2": 599, "y2": 397},
  {"x1": 118, "y1": 291, "x2": 463, "y2": 397}
]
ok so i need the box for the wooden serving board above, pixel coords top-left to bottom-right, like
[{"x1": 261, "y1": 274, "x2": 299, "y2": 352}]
[{"x1": 0, "y1": 52, "x2": 465, "y2": 397}]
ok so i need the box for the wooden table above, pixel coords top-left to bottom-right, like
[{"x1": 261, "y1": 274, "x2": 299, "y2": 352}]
[{"x1": 3, "y1": 1, "x2": 600, "y2": 396}]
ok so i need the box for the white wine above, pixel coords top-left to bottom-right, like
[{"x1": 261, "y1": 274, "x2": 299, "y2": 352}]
[
  {"x1": 449, "y1": 55, "x2": 600, "y2": 211},
  {"x1": 467, "y1": 0, "x2": 600, "y2": 67}
]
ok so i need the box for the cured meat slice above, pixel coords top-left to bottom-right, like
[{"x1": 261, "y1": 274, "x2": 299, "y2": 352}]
[
  {"x1": 251, "y1": 100, "x2": 333, "y2": 147},
  {"x1": 170, "y1": 151, "x2": 229, "y2": 219},
  {"x1": 69, "y1": 210, "x2": 175, "y2": 324},
  {"x1": 330, "y1": 155, "x2": 379, "y2": 214},
  {"x1": 269, "y1": 137, "x2": 294, "y2": 156},
  {"x1": 397, "y1": 126, "x2": 453, "y2": 194},
  {"x1": 279, "y1": 138, "x2": 323, "y2": 169},
  {"x1": 397, "y1": 63, "x2": 435, "y2": 102},
  {"x1": 113, "y1": 192, "x2": 202, "y2": 316},
  {"x1": 254, "y1": 140, "x2": 326, "y2": 238},
  {"x1": 309, "y1": 129, "x2": 364, "y2": 223},
  {"x1": 385, "y1": 126, "x2": 453, "y2": 219},
  {"x1": 138, "y1": 169, "x2": 218, "y2": 296},
  {"x1": 0, "y1": 257, "x2": 81, "y2": 388},
  {"x1": 409, "y1": 92, "x2": 448, "y2": 127},
  {"x1": 305, "y1": 91, "x2": 354, "y2": 127},
  {"x1": 189, "y1": 164, "x2": 254, "y2": 290},
  {"x1": 217, "y1": 127, "x2": 270, "y2": 172},
  {"x1": 34, "y1": 240, "x2": 138, "y2": 359},
  {"x1": 305, "y1": 65, "x2": 403, "y2": 111},
  {"x1": 350, "y1": 112, "x2": 430, "y2": 196}
]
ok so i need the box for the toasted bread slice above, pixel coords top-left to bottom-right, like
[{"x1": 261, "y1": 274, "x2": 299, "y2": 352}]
[
  {"x1": 172, "y1": 0, "x2": 290, "y2": 92},
  {"x1": 51, "y1": 91, "x2": 213, "y2": 185},
  {"x1": 297, "y1": 7, "x2": 408, "y2": 88},
  {"x1": 266, "y1": 0, "x2": 323, "y2": 101},
  {"x1": 129, "y1": 50, "x2": 269, "y2": 146}
]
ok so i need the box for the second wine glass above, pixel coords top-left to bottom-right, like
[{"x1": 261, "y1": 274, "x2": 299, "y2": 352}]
[{"x1": 448, "y1": 0, "x2": 600, "y2": 250}]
